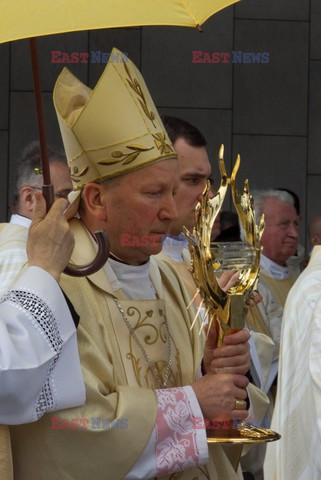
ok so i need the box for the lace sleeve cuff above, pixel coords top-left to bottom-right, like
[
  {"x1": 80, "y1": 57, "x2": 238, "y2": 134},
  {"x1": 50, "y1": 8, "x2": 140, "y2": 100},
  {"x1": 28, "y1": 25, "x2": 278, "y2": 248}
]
[{"x1": 0, "y1": 267, "x2": 85, "y2": 424}]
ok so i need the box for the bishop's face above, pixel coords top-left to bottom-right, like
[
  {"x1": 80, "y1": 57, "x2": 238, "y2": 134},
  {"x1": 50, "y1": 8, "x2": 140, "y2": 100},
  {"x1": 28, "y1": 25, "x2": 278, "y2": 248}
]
[{"x1": 101, "y1": 158, "x2": 179, "y2": 265}]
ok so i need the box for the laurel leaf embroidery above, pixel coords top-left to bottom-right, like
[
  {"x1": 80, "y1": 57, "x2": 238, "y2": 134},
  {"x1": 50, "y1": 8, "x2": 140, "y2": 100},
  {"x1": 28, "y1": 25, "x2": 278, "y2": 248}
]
[
  {"x1": 138, "y1": 98, "x2": 148, "y2": 115},
  {"x1": 127, "y1": 79, "x2": 140, "y2": 95},
  {"x1": 71, "y1": 166, "x2": 88, "y2": 177},
  {"x1": 97, "y1": 159, "x2": 122, "y2": 166},
  {"x1": 122, "y1": 151, "x2": 140, "y2": 165},
  {"x1": 124, "y1": 62, "x2": 132, "y2": 80},
  {"x1": 127, "y1": 145, "x2": 153, "y2": 152},
  {"x1": 111, "y1": 151, "x2": 124, "y2": 158},
  {"x1": 124, "y1": 64, "x2": 156, "y2": 128},
  {"x1": 96, "y1": 144, "x2": 154, "y2": 168}
]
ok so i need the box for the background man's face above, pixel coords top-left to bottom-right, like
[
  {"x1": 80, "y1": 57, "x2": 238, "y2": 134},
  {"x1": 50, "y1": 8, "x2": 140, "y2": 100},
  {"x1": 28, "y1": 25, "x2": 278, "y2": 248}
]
[
  {"x1": 18, "y1": 160, "x2": 72, "y2": 219},
  {"x1": 50, "y1": 161, "x2": 73, "y2": 200},
  {"x1": 309, "y1": 217, "x2": 321, "y2": 246},
  {"x1": 260, "y1": 197, "x2": 299, "y2": 265},
  {"x1": 102, "y1": 158, "x2": 178, "y2": 265},
  {"x1": 170, "y1": 137, "x2": 212, "y2": 235}
]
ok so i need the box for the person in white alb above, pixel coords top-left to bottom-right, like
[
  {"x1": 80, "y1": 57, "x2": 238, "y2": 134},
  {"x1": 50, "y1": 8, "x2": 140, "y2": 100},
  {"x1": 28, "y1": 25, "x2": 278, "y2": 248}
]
[
  {"x1": 0, "y1": 194, "x2": 85, "y2": 480},
  {"x1": 0, "y1": 141, "x2": 72, "y2": 295},
  {"x1": 264, "y1": 245, "x2": 321, "y2": 479}
]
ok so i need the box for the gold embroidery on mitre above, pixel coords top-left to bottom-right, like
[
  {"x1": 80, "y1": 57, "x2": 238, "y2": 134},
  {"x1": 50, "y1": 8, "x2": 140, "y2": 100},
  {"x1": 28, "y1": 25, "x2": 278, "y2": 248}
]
[
  {"x1": 123, "y1": 62, "x2": 156, "y2": 128},
  {"x1": 152, "y1": 132, "x2": 174, "y2": 155},
  {"x1": 70, "y1": 165, "x2": 89, "y2": 183},
  {"x1": 97, "y1": 144, "x2": 154, "y2": 167},
  {"x1": 54, "y1": 49, "x2": 178, "y2": 200}
]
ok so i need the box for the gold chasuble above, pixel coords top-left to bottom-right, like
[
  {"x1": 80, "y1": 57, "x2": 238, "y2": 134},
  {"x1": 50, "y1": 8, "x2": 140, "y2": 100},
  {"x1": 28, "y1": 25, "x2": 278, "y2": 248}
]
[
  {"x1": 245, "y1": 274, "x2": 294, "y2": 350},
  {"x1": 157, "y1": 249, "x2": 199, "y2": 305},
  {"x1": 259, "y1": 274, "x2": 295, "y2": 309},
  {"x1": 0, "y1": 425, "x2": 13, "y2": 480},
  {"x1": 245, "y1": 303, "x2": 272, "y2": 337},
  {"x1": 244, "y1": 274, "x2": 294, "y2": 346},
  {"x1": 10, "y1": 219, "x2": 244, "y2": 480}
]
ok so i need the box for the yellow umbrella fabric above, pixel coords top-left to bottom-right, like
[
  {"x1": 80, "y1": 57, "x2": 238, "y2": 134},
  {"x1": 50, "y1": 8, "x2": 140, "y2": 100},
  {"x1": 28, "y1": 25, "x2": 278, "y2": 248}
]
[{"x1": 1, "y1": 0, "x2": 239, "y2": 44}]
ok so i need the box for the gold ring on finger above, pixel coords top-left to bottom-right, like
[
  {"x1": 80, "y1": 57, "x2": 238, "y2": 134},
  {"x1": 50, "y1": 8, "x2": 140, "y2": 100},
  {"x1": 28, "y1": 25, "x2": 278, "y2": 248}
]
[{"x1": 235, "y1": 399, "x2": 247, "y2": 410}]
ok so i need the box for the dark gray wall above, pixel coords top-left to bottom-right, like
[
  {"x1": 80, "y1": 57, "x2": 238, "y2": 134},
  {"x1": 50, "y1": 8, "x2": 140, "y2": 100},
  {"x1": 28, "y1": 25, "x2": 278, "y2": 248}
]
[{"x1": 0, "y1": 0, "x2": 320, "y2": 248}]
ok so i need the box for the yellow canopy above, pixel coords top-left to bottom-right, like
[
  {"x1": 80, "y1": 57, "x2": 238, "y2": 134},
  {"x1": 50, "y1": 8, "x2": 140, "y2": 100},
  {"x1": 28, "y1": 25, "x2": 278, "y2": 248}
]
[{"x1": 1, "y1": 0, "x2": 239, "y2": 44}]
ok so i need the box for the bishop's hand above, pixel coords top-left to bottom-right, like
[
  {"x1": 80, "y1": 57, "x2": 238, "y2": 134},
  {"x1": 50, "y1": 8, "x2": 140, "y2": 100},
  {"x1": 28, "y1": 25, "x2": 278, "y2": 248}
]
[{"x1": 202, "y1": 325, "x2": 251, "y2": 376}]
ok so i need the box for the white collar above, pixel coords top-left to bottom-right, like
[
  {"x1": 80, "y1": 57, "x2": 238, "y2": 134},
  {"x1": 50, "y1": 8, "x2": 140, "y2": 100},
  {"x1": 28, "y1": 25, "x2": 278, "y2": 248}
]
[
  {"x1": 106, "y1": 257, "x2": 157, "y2": 300},
  {"x1": 9, "y1": 214, "x2": 32, "y2": 229},
  {"x1": 260, "y1": 254, "x2": 289, "y2": 279}
]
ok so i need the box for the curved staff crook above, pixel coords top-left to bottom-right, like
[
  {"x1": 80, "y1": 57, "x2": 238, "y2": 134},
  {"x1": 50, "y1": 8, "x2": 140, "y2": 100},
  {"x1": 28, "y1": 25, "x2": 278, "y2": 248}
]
[{"x1": 29, "y1": 38, "x2": 110, "y2": 276}]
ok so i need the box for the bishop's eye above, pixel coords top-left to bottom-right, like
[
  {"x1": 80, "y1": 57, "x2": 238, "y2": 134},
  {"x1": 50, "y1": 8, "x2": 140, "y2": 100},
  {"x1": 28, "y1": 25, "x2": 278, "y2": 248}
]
[
  {"x1": 145, "y1": 191, "x2": 161, "y2": 197},
  {"x1": 186, "y1": 178, "x2": 200, "y2": 185}
]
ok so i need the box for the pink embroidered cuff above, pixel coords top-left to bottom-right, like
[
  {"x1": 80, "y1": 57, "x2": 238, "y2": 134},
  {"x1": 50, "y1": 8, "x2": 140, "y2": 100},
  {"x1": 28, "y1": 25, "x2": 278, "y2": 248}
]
[{"x1": 155, "y1": 386, "x2": 207, "y2": 476}]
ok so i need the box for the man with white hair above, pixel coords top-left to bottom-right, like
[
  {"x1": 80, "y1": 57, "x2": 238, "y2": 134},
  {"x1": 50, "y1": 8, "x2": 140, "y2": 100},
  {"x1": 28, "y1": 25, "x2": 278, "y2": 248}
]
[
  {"x1": 247, "y1": 189, "x2": 299, "y2": 355},
  {"x1": 241, "y1": 189, "x2": 299, "y2": 480}
]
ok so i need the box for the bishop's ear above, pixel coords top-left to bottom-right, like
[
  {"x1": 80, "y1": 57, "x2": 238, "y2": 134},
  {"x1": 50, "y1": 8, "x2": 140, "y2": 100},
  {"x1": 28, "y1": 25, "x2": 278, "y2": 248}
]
[{"x1": 80, "y1": 182, "x2": 108, "y2": 224}]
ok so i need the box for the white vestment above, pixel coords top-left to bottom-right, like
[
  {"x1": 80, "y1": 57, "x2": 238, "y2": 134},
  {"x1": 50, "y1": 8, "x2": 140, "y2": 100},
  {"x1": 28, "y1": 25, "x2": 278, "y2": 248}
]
[
  {"x1": 265, "y1": 246, "x2": 321, "y2": 479},
  {"x1": 0, "y1": 214, "x2": 31, "y2": 295},
  {"x1": 0, "y1": 266, "x2": 85, "y2": 423},
  {"x1": 0, "y1": 266, "x2": 85, "y2": 480}
]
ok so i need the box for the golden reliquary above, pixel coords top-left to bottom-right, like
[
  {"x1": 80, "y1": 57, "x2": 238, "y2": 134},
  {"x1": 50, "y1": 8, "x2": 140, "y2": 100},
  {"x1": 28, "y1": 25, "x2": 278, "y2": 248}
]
[{"x1": 185, "y1": 145, "x2": 280, "y2": 444}]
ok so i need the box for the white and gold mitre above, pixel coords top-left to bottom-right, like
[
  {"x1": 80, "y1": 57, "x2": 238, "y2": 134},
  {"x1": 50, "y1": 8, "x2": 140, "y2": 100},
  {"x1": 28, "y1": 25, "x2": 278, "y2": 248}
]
[{"x1": 53, "y1": 47, "x2": 176, "y2": 194}]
